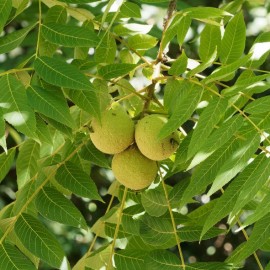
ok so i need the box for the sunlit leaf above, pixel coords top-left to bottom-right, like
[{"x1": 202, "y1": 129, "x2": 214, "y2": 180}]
[
  {"x1": 202, "y1": 154, "x2": 268, "y2": 237},
  {"x1": 98, "y1": 63, "x2": 137, "y2": 80},
  {"x1": 159, "y1": 81, "x2": 203, "y2": 139},
  {"x1": 199, "y1": 24, "x2": 221, "y2": 62},
  {"x1": 0, "y1": 75, "x2": 36, "y2": 138},
  {"x1": 187, "y1": 96, "x2": 228, "y2": 159},
  {"x1": 41, "y1": 23, "x2": 99, "y2": 47},
  {"x1": 219, "y1": 12, "x2": 246, "y2": 64}
]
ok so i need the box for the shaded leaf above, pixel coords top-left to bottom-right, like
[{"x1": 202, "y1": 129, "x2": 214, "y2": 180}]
[
  {"x1": 141, "y1": 187, "x2": 168, "y2": 217},
  {"x1": 16, "y1": 139, "x2": 40, "y2": 189},
  {"x1": 115, "y1": 249, "x2": 146, "y2": 270},
  {"x1": 55, "y1": 161, "x2": 102, "y2": 201},
  {"x1": 227, "y1": 213, "x2": 270, "y2": 264},
  {"x1": 0, "y1": 23, "x2": 36, "y2": 54},
  {"x1": 0, "y1": 243, "x2": 36, "y2": 270},
  {"x1": 41, "y1": 23, "x2": 99, "y2": 47},
  {"x1": 0, "y1": 0, "x2": 12, "y2": 33},
  {"x1": 79, "y1": 140, "x2": 110, "y2": 169},
  {"x1": 146, "y1": 250, "x2": 181, "y2": 269},
  {"x1": 15, "y1": 213, "x2": 66, "y2": 268},
  {"x1": 36, "y1": 187, "x2": 87, "y2": 229},
  {"x1": 34, "y1": 56, "x2": 92, "y2": 90},
  {"x1": 27, "y1": 86, "x2": 75, "y2": 128},
  {"x1": 67, "y1": 87, "x2": 100, "y2": 119},
  {"x1": 0, "y1": 148, "x2": 15, "y2": 184}
]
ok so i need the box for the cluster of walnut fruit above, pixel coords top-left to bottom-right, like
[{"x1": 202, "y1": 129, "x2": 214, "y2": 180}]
[{"x1": 90, "y1": 103, "x2": 179, "y2": 190}]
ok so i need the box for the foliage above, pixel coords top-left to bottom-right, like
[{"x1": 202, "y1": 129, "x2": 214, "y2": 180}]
[{"x1": 0, "y1": 0, "x2": 269, "y2": 269}]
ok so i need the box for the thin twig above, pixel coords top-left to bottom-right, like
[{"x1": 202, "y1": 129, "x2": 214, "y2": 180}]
[
  {"x1": 156, "y1": 0, "x2": 177, "y2": 63},
  {"x1": 108, "y1": 187, "x2": 128, "y2": 268}
]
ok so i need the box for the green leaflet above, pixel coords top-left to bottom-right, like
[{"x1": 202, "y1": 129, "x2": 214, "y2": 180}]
[
  {"x1": 141, "y1": 187, "x2": 168, "y2": 217},
  {"x1": 168, "y1": 51, "x2": 188, "y2": 76},
  {"x1": 34, "y1": 56, "x2": 92, "y2": 90},
  {"x1": 79, "y1": 140, "x2": 110, "y2": 169},
  {"x1": 161, "y1": 13, "x2": 191, "y2": 50},
  {"x1": 12, "y1": 180, "x2": 36, "y2": 215},
  {"x1": 15, "y1": 213, "x2": 67, "y2": 268},
  {"x1": 95, "y1": 33, "x2": 116, "y2": 64},
  {"x1": 127, "y1": 34, "x2": 158, "y2": 50},
  {"x1": 201, "y1": 154, "x2": 268, "y2": 238},
  {"x1": 41, "y1": 23, "x2": 99, "y2": 47},
  {"x1": 222, "y1": 73, "x2": 270, "y2": 96},
  {"x1": 241, "y1": 191, "x2": 270, "y2": 229},
  {"x1": 0, "y1": 75, "x2": 36, "y2": 138},
  {"x1": 27, "y1": 86, "x2": 75, "y2": 129},
  {"x1": 187, "y1": 96, "x2": 228, "y2": 159},
  {"x1": 114, "y1": 249, "x2": 146, "y2": 270},
  {"x1": 203, "y1": 54, "x2": 251, "y2": 84},
  {"x1": 219, "y1": 12, "x2": 246, "y2": 64},
  {"x1": 180, "y1": 136, "x2": 239, "y2": 207},
  {"x1": 188, "y1": 115, "x2": 243, "y2": 169},
  {"x1": 248, "y1": 31, "x2": 270, "y2": 68},
  {"x1": 199, "y1": 24, "x2": 221, "y2": 62},
  {"x1": 184, "y1": 7, "x2": 232, "y2": 19},
  {"x1": 159, "y1": 81, "x2": 203, "y2": 139},
  {"x1": 67, "y1": 87, "x2": 100, "y2": 120},
  {"x1": 36, "y1": 187, "x2": 87, "y2": 229},
  {"x1": 0, "y1": 0, "x2": 12, "y2": 33},
  {"x1": 230, "y1": 155, "x2": 270, "y2": 219},
  {"x1": 0, "y1": 243, "x2": 36, "y2": 270},
  {"x1": 44, "y1": 5, "x2": 67, "y2": 24},
  {"x1": 244, "y1": 96, "x2": 270, "y2": 114},
  {"x1": 98, "y1": 63, "x2": 137, "y2": 80},
  {"x1": 120, "y1": 2, "x2": 141, "y2": 18},
  {"x1": 207, "y1": 129, "x2": 260, "y2": 196},
  {"x1": 227, "y1": 213, "x2": 270, "y2": 264},
  {"x1": 16, "y1": 139, "x2": 40, "y2": 189},
  {"x1": 0, "y1": 23, "x2": 36, "y2": 54},
  {"x1": 146, "y1": 250, "x2": 181, "y2": 269},
  {"x1": 55, "y1": 161, "x2": 103, "y2": 201},
  {"x1": 0, "y1": 148, "x2": 15, "y2": 184}
]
